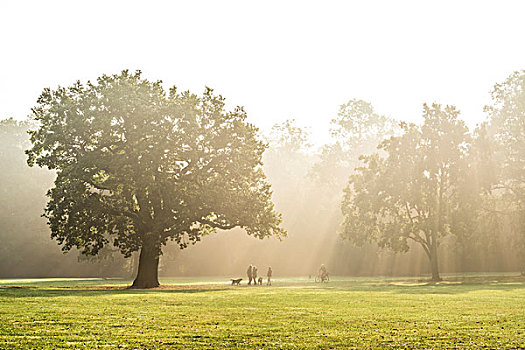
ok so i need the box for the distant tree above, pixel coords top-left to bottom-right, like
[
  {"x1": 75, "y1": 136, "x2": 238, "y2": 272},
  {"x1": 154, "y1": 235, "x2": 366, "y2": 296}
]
[
  {"x1": 483, "y1": 70, "x2": 525, "y2": 272},
  {"x1": 0, "y1": 119, "x2": 50, "y2": 274},
  {"x1": 341, "y1": 104, "x2": 471, "y2": 281},
  {"x1": 265, "y1": 119, "x2": 313, "y2": 191},
  {"x1": 26, "y1": 70, "x2": 285, "y2": 288},
  {"x1": 484, "y1": 70, "x2": 524, "y2": 207},
  {"x1": 0, "y1": 118, "x2": 137, "y2": 278},
  {"x1": 263, "y1": 119, "x2": 315, "y2": 217},
  {"x1": 330, "y1": 99, "x2": 398, "y2": 155},
  {"x1": 311, "y1": 99, "x2": 399, "y2": 192},
  {"x1": 267, "y1": 118, "x2": 311, "y2": 153}
]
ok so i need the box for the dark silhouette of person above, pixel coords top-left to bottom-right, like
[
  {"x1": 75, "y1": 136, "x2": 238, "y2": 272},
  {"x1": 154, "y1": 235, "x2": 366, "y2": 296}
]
[
  {"x1": 247, "y1": 264, "x2": 253, "y2": 285},
  {"x1": 267, "y1": 267, "x2": 273, "y2": 285},
  {"x1": 252, "y1": 266, "x2": 258, "y2": 285}
]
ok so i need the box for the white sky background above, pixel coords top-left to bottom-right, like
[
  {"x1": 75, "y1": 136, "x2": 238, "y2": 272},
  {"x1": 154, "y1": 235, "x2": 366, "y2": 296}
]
[{"x1": 1, "y1": 1, "x2": 524, "y2": 145}]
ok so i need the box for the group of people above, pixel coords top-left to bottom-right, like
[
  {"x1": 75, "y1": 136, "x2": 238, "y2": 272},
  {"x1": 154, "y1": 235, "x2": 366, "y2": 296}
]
[
  {"x1": 247, "y1": 264, "x2": 272, "y2": 286},
  {"x1": 243, "y1": 264, "x2": 328, "y2": 286}
]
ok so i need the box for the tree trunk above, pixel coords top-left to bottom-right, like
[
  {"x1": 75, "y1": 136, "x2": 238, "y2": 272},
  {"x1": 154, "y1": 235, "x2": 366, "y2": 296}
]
[
  {"x1": 431, "y1": 169, "x2": 444, "y2": 282},
  {"x1": 429, "y1": 242, "x2": 441, "y2": 282},
  {"x1": 131, "y1": 239, "x2": 160, "y2": 288}
]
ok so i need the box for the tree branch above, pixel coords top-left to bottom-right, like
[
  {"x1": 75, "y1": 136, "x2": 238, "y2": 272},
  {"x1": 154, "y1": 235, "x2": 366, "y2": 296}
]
[
  {"x1": 105, "y1": 206, "x2": 140, "y2": 222},
  {"x1": 407, "y1": 233, "x2": 430, "y2": 258},
  {"x1": 199, "y1": 218, "x2": 238, "y2": 230},
  {"x1": 405, "y1": 202, "x2": 415, "y2": 224},
  {"x1": 83, "y1": 178, "x2": 113, "y2": 192},
  {"x1": 481, "y1": 206, "x2": 521, "y2": 216}
]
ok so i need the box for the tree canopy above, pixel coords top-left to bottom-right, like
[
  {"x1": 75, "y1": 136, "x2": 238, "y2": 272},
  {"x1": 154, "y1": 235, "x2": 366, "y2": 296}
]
[
  {"x1": 485, "y1": 70, "x2": 524, "y2": 207},
  {"x1": 482, "y1": 70, "x2": 525, "y2": 272},
  {"x1": 26, "y1": 70, "x2": 285, "y2": 288},
  {"x1": 311, "y1": 99, "x2": 399, "y2": 192},
  {"x1": 341, "y1": 104, "x2": 471, "y2": 281}
]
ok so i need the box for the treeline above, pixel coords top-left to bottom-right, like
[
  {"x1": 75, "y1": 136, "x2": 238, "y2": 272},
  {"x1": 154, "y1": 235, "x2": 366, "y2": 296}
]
[
  {"x1": 0, "y1": 119, "x2": 133, "y2": 277},
  {"x1": 167, "y1": 70, "x2": 524, "y2": 278},
  {"x1": 0, "y1": 70, "x2": 523, "y2": 278}
]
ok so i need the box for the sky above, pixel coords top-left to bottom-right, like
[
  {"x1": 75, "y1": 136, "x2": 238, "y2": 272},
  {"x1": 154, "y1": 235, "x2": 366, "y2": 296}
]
[{"x1": 1, "y1": 0, "x2": 524, "y2": 145}]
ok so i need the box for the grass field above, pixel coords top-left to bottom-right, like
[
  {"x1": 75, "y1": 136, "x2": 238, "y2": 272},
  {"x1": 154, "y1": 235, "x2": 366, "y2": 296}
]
[{"x1": 0, "y1": 274, "x2": 523, "y2": 349}]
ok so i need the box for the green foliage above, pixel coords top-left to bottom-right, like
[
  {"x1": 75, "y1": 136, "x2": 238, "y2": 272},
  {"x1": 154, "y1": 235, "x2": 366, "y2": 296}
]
[
  {"x1": 26, "y1": 70, "x2": 285, "y2": 261},
  {"x1": 0, "y1": 275, "x2": 523, "y2": 349}
]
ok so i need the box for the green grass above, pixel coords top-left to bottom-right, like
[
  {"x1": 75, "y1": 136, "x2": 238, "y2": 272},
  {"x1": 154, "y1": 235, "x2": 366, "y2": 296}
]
[{"x1": 0, "y1": 274, "x2": 524, "y2": 349}]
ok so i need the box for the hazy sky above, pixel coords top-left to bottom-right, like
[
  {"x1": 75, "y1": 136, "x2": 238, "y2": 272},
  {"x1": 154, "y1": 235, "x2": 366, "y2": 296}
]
[{"x1": 1, "y1": 1, "x2": 524, "y2": 145}]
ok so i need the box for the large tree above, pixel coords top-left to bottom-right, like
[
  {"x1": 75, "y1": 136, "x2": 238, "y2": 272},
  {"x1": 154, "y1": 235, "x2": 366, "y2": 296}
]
[
  {"x1": 26, "y1": 70, "x2": 285, "y2": 288},
  {"x1": 341, "y1": 104, "x2": 471, "y2": 281},
  {"x1": 482, "y1": 70, "x2": 525, "y2": 272},
  {"x1": 485, "y1": 70, "x2": 524, "y2": 208}
]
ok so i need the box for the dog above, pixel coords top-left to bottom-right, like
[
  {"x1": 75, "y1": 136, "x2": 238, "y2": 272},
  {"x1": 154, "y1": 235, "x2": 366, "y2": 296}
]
[
  {"x1": 257, "y1": 277, "x2": 263, "y2": 285},
  {"x1": 230, "y1": 278, "x2": 242, "y2": 286}
]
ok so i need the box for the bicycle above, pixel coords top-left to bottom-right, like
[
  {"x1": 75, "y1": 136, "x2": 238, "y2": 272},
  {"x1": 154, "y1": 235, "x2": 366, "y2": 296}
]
[{"x1": 315, "y1": 272, "x2": 330, "y2": 283}]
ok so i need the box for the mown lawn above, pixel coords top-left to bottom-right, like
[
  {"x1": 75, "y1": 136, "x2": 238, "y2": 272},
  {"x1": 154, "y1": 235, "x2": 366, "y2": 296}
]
[{"x1": 0, "y1": 275, "x2": 523, "y2": 349}]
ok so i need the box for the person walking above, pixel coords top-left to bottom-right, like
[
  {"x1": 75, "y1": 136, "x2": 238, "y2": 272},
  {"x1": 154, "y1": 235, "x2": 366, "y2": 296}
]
[
  {"x1": 267, "y1": 267, "x2": 273, "y2": 286},
  {"x1": 252, "y1": 265, "x2": 258, "y2": 285},
  {"x1": 247, "y1": 264, "x2": 253, "y2": 285}
]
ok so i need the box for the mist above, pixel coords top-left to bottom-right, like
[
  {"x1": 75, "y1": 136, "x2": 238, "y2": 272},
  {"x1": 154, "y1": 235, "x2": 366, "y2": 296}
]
[{"x1": 1, "y1": 69, "x2": 522, "y2": 279}]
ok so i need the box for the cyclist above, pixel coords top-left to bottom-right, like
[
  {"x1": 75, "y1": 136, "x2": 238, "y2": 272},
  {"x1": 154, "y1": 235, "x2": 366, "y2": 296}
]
[{"x1": 318, "y1": 264, "x2": 329, "y2": 282}]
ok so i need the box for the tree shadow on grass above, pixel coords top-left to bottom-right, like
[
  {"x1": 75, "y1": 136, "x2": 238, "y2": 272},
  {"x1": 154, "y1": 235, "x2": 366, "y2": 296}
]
[
  {"x1": 389, "y1": 278, "x2": 520, "y2": 295},
  {"x1": 0, "y1": 285, "x2": 235, "y2": 298},
  {"x1": 389, "y1": 282, "x2": 524, "y2": 295},
  {"x1": 2, "y1": 275, "x2": 524, "y2": 297},
  {"x1": 301, "y1": 275, "x2": 525, "y2": 295}
]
